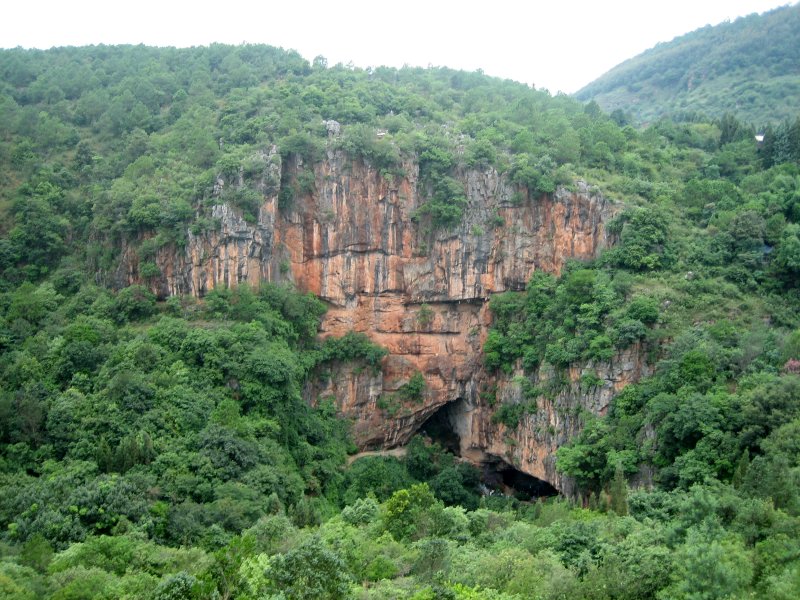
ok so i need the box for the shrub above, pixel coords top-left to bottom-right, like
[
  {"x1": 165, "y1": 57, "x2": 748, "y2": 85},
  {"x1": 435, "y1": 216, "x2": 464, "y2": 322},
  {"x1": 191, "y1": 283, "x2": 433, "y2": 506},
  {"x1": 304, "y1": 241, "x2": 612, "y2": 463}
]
[{"x1": 397, "y1": 372, "x2": 426, "y2": 403}]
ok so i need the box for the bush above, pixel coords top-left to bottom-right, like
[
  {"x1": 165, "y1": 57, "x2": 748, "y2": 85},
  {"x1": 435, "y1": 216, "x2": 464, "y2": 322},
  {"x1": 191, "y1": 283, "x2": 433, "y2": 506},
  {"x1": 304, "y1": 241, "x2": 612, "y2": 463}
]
[
  {"x1": 491, "y1": 402, "x2": 533, "y2": 429},
  {"x1": 113, "y1": 285, "x2": 156, "y2": 323},
  {"x1": 319, "y1": 331, "x2": 387, "y2": 369},
  {"x1": 607, "y1": 207, "x2": 670, "y2": 271},
  {"x1": 397, "y1": 372, "x2": 426, "y2": 403},
  {"x1": 153, "y1": 572, "x2": 199, "y2": 600}
]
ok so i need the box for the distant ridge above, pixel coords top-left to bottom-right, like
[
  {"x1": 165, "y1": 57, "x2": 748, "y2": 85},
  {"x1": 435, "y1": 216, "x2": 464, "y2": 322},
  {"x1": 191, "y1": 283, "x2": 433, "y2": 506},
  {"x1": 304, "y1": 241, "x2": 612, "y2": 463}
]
[{"x1": 576, "y1": 3, "x2": 800, "y2": 125}]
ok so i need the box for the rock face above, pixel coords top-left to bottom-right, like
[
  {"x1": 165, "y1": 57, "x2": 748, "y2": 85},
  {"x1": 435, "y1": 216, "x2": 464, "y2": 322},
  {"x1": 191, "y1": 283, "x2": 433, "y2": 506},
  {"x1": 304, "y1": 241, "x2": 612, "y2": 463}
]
[
  {"x1": 124, "y1": 149, "x2": 642, "y2": 493},
  {"x1": 476, "y1": 345, "x2": 652, "y2": 495}
]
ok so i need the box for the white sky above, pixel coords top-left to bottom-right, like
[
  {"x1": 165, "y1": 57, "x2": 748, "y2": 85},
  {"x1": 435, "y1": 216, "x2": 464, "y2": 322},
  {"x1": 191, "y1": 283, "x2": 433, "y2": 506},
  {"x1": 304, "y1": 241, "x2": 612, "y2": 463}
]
[{"x1": 2, "y1": 0, "x2": 793, "y2": 93}]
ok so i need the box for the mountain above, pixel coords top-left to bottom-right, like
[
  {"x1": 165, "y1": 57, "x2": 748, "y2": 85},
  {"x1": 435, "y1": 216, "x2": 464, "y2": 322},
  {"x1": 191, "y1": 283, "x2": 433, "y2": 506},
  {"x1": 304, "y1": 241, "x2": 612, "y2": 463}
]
[
  {"x1": 1, "y1": 44, "x2": 800, "y2": 598},
  {"x1": 576, "y1": 3, "x2": 800, "y2": 125}
]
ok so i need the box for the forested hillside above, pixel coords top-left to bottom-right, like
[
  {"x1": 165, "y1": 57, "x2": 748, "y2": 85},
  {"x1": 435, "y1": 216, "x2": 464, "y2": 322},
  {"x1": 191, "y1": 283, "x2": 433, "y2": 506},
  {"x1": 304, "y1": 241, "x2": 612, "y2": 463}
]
[
  {"x1": 576, "y1": 3, "x2": 800, "y2": 125},
  {"x1": 1, "y1": 44, "x2": 800, "y2": 599}
]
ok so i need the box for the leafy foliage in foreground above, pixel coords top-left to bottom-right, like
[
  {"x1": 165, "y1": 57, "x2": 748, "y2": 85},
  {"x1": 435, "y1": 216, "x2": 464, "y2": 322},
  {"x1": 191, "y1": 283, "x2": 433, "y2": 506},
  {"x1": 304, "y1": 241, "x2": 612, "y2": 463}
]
[
  {"x1": 0, "y1": 283, "x2": 365, "y2": 550},
  {"x1": 4, "y1": 480, "x2": 800, "y2": 599}
]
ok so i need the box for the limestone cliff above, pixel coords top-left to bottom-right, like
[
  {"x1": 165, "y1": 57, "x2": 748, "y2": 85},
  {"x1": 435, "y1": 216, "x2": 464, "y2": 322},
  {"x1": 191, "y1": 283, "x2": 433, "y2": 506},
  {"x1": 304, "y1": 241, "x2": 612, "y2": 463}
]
[{"x1": 122, "y1": 148, "x2": 638, "y2": 492}]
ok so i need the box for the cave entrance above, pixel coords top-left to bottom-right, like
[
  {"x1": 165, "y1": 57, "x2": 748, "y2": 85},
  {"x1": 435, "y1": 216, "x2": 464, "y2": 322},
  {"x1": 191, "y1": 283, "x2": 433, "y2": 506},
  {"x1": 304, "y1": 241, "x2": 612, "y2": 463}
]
[
  {"x1": 418, "y1": 398, "x2": 467, "y2": 456},
  {"x1": 501, "y1": 467, "x2": 559, "y2": 499},
  {"x1": 414, "y1": 400, "x2": 559, "y2": 501},
  {"x1": 482, "y1": 458, "x2": 559, "y2": 501}
]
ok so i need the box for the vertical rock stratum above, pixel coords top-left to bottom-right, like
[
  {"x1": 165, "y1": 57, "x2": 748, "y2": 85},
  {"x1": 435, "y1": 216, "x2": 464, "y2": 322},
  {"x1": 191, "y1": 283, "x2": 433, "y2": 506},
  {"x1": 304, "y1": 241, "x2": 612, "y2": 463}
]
[{"x1": 122, "y1": 149, "x2": 645, "y2": 492}]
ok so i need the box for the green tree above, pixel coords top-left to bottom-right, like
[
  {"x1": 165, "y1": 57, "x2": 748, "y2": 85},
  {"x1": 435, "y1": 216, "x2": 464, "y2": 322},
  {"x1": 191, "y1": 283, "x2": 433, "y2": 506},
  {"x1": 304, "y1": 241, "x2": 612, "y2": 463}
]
[
  {"x1": 265, "y1": 537, "x2": 351, "y2": 600},
  {"x1": 609, "y1": 462, "x2": 629, "y2": 516},
  {"x1": 383, "y1": 483, "x2": 439, "y2": 540},
  {"x1": 664, "y1": 530, "x2": 753, "y2": 600}
]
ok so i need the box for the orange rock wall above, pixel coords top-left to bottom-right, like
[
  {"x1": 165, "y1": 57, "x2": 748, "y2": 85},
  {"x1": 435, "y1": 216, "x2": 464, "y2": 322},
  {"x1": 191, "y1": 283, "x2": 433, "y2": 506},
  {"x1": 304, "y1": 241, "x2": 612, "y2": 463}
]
[{"x1": 123, "y1": 151, "x2": 638, "y2": 491}]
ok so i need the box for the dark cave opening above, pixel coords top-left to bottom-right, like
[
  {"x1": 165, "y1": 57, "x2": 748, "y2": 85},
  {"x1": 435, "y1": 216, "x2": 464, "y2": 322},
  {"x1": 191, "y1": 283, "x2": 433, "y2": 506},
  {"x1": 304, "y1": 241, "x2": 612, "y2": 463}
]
[
  {"x1": 501, "y1": 467, "x2": 559, "y2": 499},
  {"x1": 418, "y1": 399, "x2": 464, "y2": 456},
  {"x1": 482, "y1": 459, "x2": 559, "y2": 501},
  {"x1": 415, "y1": 400, "x2": 560, "y2": 500}
]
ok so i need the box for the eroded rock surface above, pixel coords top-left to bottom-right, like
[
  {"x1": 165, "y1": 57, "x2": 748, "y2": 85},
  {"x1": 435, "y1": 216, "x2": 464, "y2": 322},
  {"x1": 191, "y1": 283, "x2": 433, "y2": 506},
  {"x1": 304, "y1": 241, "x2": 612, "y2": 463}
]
[{"x1": 123, "y1": 150, "x2": 640, "y2": 492}]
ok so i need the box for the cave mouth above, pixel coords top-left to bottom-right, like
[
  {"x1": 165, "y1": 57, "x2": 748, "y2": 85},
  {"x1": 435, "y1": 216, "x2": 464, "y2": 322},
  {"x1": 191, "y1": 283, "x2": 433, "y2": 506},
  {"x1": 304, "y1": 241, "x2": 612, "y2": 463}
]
[
  {"x1": 482, "y1": 459, "x2": 559, "y2": 501},
  {"x1": 415, "y1": 400, "x2": 560, "y2": 500},
  {"x1": 418, "y1": 398, "x2": 464, "y2": 456}
]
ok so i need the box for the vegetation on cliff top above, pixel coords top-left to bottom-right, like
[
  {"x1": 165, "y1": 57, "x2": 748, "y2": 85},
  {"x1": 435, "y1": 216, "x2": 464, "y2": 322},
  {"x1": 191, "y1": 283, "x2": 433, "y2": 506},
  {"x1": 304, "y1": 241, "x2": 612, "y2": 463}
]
[{"x1": 0, "y1": 42, "x2": 800, "y2": 598}]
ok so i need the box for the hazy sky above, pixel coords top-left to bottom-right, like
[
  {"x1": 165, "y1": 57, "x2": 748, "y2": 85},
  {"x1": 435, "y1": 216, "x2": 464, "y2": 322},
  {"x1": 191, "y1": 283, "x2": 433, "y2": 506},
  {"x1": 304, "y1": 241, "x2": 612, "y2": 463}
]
[{"x1": 2, "y1": 0, "x2": 793, "y2": 93}]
